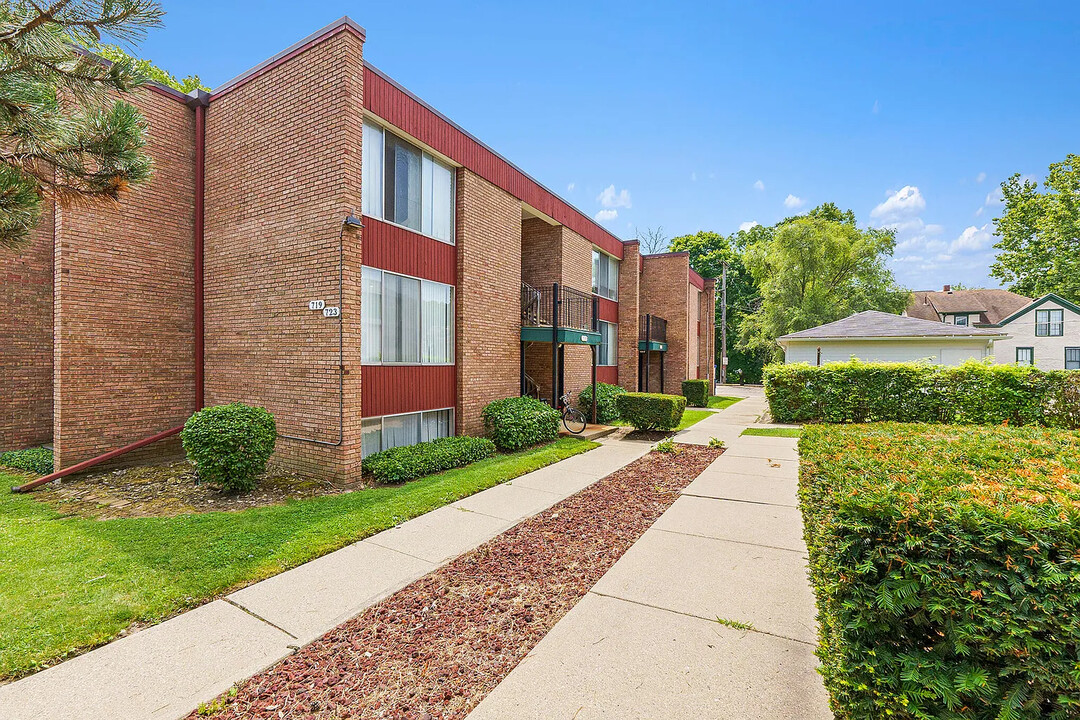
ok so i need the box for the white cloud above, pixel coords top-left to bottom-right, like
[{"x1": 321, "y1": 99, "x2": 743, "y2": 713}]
[
  {"x1": 872, "y1": 100, "x2": 880, "y2": 114},
  {"x1": 975, "y1": 172, "x2": 986, "y2": 184},
  {"x1": 690, "y1": 171, "x2": 697, "y2": 182},
  {"x1": 950, "y1": 224, "x2": 995, "y2": 253},
  {"x1": 567, "y1": 182, "x2": 575, "y2": 192},
  {"x1": 597, "y1": 185, "x2": 632, "y2": 209},
  {"x1": 784, "y1": 194, "x2": 804, "y2": 209},
  {"x1": 870, "y1": 186, "x2": 925, "y2": 221},
  {"x1": 594, "y1": 209, "x2": 618, "y2": 223},
  {"x1": 739, "y1": 221, "x2": 760, "y2": 232},
  {"x1": 753, "y1": 180, "x2": 765, "y2": 191},
  {"x1": 984, "y1": 187, "x2": 1003, "y2": 206}
]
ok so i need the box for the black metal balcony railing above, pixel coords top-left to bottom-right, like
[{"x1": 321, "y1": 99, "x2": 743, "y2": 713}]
[
  {"x1": 639, "y1": 314, "x2": 667, "y2": 344},
  {"x1": 521, "y1": 282, "x2": 595, "y2": 332}
]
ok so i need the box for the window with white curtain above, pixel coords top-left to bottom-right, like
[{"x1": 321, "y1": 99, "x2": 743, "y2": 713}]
[
  {"x1": 1036, "y1": 309, "x2": 1064, "y2": 337},
  {"x1": 361, "y1": 266, "x2": 382, "y2": 363},
  {"x1": 362, "y1": 118, "x2": 455, "y2": 243},
  {"x1": 591, "y1": 249, "x2": 619, "y2": 301},
  {"x1": 598, "y1": 320, "x2": 617, "y2": 366},
  {"x1": 421, "y1": 281, "x2": 453, "y2": 363},
  {"x1": 361, "y1": 409, "x2": 454, "y2": 457},
  {"x1": 361, "y1": 267, "x2": 454, "y2": 365}
]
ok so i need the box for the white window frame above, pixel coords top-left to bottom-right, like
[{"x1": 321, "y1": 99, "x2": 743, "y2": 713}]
[
  {"x1": 362, "y1": 266, "x2": 455, "y2": 366},
  {"x1": 598, "y1": 320, "x2": 618, "y2": 366},
  {"x1": 591, "y1": 249, "x2": 619, "y2": 301},
  {"x1": 361, "y1": 407, "x2": 456, "y2": 458},
  {"x1": 362, "y1": 117, "x2": 456, "y2": 245},
  {"x1": 953, "y1": 314, "x2": 969, "y2": 326}
]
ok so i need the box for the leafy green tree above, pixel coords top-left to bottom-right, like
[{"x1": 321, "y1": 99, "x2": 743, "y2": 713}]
[
  {"x1": 990, "y1": 154, "x2": 1080, "y2": 302},
  {"x1": 0, "y1": 0, "x2": 163, "y2": 250},
  {"x1": 94, "y1": 43, "x2": 206, "y2": 93},
  {"x1": 740, "y1": 210, "x2": 910, "y2": 359},
  {"x1": 669, "y1": 229, "x2": 769, "y2": 382}
]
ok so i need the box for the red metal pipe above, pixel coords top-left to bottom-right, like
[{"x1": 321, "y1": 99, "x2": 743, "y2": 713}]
[
  {"x1": 12, "y1": 426, "x2": 184, "y2": 493},
  {"x1": 193, "y1": 100, "x2": 206, "y2": 410}
]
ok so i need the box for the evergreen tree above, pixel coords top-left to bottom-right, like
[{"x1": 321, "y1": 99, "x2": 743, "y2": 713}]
[{"x1": 0, "y1": 0, "x2": 163, "y2": 249}]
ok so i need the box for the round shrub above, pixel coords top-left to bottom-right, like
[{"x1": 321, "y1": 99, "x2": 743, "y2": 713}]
[
  {"x1": 181, "y1": 403, "x2": 276, "y2": 493},
  {"x1": 363, "y1": 436, "x2": 496, "y2": 484},
  {"x1": 482, "y1": 396, "x2": 560, "y2": 451},
  {"x1": 577, "y1": 382, "x2": 626, "y2": 423}
]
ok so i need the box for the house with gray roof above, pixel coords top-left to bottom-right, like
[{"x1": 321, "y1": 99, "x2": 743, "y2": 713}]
[{"x1": 777, "y1": 310, "x2": 1008, "y2": 366}]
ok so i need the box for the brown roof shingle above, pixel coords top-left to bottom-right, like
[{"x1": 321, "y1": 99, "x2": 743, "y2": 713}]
[{"x1": 907, "y1": 288, "x2": 1030, "y2": 324}]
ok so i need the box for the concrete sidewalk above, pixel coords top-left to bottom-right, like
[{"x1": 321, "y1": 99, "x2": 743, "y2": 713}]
[
  {"x1": 468, "y1": 387, "x2": 830, "y2": 719},
  {"x1": 0, "y1": 439, "x2": 651, "y2": 720}
]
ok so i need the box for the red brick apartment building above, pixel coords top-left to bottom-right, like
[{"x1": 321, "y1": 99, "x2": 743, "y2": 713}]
[{"x1": 0, "y1": 17, "x2": 716, "y2": 479}]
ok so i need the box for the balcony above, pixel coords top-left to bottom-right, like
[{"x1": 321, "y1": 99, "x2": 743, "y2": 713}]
[
  {"x1": 520, "y1": 282, "x2": 600, "y2": 345},
  {"x1": 638, "y1": 314, "x2": 668, "y2": 351}
]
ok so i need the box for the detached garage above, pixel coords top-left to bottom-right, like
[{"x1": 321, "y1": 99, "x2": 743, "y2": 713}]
[{"x1": 777, "y1": 310, "x2": 1007, "y2": 366}]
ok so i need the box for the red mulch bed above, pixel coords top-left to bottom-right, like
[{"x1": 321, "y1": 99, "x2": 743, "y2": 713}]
[{"x1": 192, "y1": 444, "x2": 721, "y2": 720}]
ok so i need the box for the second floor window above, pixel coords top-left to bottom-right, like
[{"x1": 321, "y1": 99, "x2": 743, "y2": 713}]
[
  {"x1": 363, "y1": 119, "x2": 455, "y2": 243},
  {"x1": 362, "y1": 266, "x2": 454, "y2": 365},
  {"x1": 954, "y1": 314, "x2": 968, "y2": 326},
  {"x1": 592, "y1": 249, "x2": 619, "y2": 301},
  {"x1": 598, "y1": 320, "x2": 617, "y2": 366},
  {"x1": 1035, "y1": 308, "x2": 1064, "y2": 337}
]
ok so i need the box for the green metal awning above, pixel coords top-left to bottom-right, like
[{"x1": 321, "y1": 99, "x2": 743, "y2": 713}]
[
  {"x1": 638, "y1": 340, "x2": 668, "y2": 352},
  {"x1": 521, "y1": 326, "x2": 601, "y2": 345}
]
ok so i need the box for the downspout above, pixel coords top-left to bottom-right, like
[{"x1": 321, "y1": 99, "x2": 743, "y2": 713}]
[{"x1": 12, "y1": 90, "x2": 210, "y2": 494}]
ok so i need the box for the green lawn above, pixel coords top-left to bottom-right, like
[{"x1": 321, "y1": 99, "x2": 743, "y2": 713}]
[
  {"x1": 0, "y1": 437, "x2": 596, "y2": 680},
  {"x1": 741, "y1": 427, "x2": 801, "y2": 438},
  {"x1": 707, "y1": 395, "x2": 742, "y2": 410}
]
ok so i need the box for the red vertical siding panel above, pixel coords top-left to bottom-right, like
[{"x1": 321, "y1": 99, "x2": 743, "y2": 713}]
[
  {"x1": 596, "y1": 366, "x2": 618, "y2": 385},
  {"x1": 361, "y1": 365, "x2": 456, "y2": 417},
  {"x1": 362, "y1": 217, "x2": 456, "y2": 285},
  {"x1": 597, "y1": 297, "x2": 619, "y2": 323}
]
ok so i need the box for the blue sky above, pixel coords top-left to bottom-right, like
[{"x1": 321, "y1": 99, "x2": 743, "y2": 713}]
[{"x1": 134, "y1": 1, "x2": 1080, "y2": 291}]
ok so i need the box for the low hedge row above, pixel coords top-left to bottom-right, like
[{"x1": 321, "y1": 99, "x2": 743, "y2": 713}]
[
  {"x1": 577, "y1": 381, "x2": 626, "y2": 423},
  {"x1": 615, "y1": 392, "x2": 686, "y2": 430},
  {"x1": 362, "y1": 435, "x2": 496, "y2": 484},
  {"x1": 681, "y1": 379, "x2": 710, "y2": 407},
  {"x1": 0, "y1": 447, "x2": 53, "y2": 475},
  {"x1": 482, "y1": 396, "x2": 560, "y2": 451},
  {"x1": 800, "y1": 423, "x2": 1080, "y2": 719},
  {"x1": 765, "y1": 360, "x2": 1080, "y2": 427}
]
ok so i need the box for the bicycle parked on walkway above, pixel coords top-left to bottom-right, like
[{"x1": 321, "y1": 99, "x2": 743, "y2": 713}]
[{"x1": 559, "y1": 392, "x2": 587, "y2": 435}]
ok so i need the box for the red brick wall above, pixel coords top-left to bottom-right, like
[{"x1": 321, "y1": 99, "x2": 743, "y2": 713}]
[
  {"x1": 456, "y1": 169, "x2": 521, "y2": 435},
  {"x1": 640, "y1": 254, "x2": 690, "y2": 395},
  {"x1": 203, "y1": 29, "x2": 365, "y2": 477},
  {"x1": 52, "y1": 88, "x2": 196, "y2": 468},
  {"x1": 0, "y1": 200, "x2": 54, "y2": 451},
  {"x1": 700, "y1": 278, "x2": 716, "y2": 386},
  {"x1": 617, "y1": 241, "x2": 641, "y2": 392}
]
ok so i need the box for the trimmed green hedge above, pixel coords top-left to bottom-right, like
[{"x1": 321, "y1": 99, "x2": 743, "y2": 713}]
[
  {"x1": 577, "y1": 381, "x2": 626, "y2": 423},
  {"x1": 765, "y1": 360, "x2": 1080, "y2": 427},
  {"x1": 800, "y1": 423, "x2": 1080, "y2": 719},
  {"x1": 362, "y1": 435, "x2": 496, "y2": 484},
  {"x1": 681, "y1": 379, "x2": 710, "y2": 407},
  {"x1": 181, "y1": 403, "x2": 277, "y2": 493},
  {"x1": 0, "y1": 447, "x2": 53, "y2": 475},
  {"x1": 615, "y1": 392, "x2": 686, "y2": 431},
  {"x1": 482, "y1": 396, "x2": 560, "y2": 451}
]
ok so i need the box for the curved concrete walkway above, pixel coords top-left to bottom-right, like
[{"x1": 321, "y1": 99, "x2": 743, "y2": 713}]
[{"x1": 467, "y1": 386, "x2": 831, "y2": 719}]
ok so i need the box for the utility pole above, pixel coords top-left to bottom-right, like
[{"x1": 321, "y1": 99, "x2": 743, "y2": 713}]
[{"x1": 720, "y1": 262, "x2": 728, "y2": 385}]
